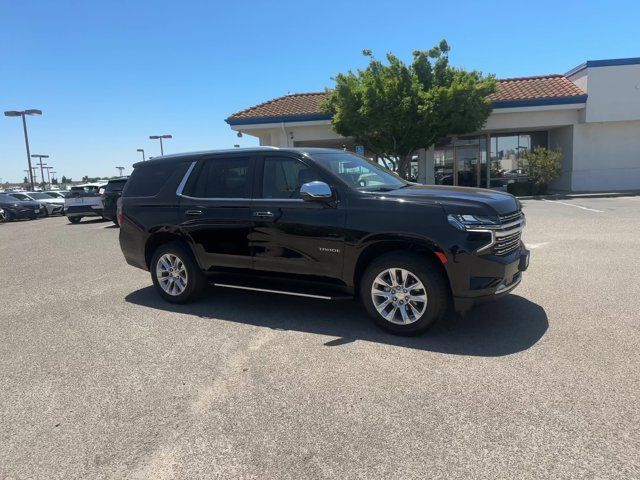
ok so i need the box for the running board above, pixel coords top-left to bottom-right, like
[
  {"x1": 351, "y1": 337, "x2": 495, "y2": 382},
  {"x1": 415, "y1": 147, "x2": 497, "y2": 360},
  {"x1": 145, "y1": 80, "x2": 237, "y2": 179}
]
[{"x1": 211, "y1": 282, "x2": 352, "y2": 300}]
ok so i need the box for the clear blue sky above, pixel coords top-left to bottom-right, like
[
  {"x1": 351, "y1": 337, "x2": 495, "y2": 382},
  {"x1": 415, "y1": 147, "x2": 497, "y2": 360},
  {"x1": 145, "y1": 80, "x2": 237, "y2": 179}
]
[{"x1": 1, "y1": 0, "x2": 639, "y2": 182}]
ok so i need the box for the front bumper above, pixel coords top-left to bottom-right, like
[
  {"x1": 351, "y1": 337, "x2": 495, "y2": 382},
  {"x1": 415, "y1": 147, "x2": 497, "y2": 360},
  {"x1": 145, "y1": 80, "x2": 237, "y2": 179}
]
[
  {"x1": 9, "y1": 206, "x2": 42, "y2": 219},
  {"x1": 451, "y1": 246, "x2": 530, "y2": 314}
]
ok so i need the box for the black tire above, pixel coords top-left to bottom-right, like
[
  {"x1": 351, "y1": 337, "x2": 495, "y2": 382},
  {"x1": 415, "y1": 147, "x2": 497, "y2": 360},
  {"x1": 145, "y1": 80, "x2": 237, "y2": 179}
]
[
  {"x1": 150, "y1": 241, "x2": 206, "y2": 304},
  {"x1": 359, "y1": 251, "x2": 449, "y2": 334},
  {"x1": 42, "y1": 207, "x2": 49, "y2": 217},
  {"x1": 68, "y1": 216, "x2": 81, "y2": 224},
  {"x1": 3, "y1": 211, "x2": 12, "y2": 222}
]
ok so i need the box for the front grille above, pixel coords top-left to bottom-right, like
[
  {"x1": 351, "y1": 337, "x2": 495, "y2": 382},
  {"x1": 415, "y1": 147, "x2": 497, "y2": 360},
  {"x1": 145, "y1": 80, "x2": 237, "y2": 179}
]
[{"x1": 493, "y1": 211, "x2": 525, "y2": 256}]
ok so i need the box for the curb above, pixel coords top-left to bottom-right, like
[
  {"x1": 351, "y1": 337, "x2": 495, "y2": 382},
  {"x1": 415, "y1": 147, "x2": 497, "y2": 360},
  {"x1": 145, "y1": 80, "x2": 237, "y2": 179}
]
[{"x1": 517, "y1": 191, "x2": 640, "y2": 200}]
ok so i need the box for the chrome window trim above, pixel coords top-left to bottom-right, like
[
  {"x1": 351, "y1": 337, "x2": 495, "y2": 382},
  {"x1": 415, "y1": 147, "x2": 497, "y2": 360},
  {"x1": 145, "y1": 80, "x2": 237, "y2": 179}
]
[
  {"x1": 176, "y1": 161, "x2": 197, "y2": 196},
  {"x1": 253, "y1": 198, "x2": 304, "y2": 203},
  {"x1": 468, "y1": 228, "x2": 495, "y2": 253},
  {"x1": 178, "y1": 194, "x2": 252, "y2": 202}
]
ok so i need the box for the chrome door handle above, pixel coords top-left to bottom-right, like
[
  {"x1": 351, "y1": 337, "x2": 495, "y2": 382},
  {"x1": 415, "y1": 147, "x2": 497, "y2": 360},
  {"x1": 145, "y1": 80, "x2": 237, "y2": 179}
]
[
  {"x1": 253, "y1": 211, "x2": 274, "y2": 218},
  {"x1": 185, "y1": 209, "x2": 202, "y2": 216}
]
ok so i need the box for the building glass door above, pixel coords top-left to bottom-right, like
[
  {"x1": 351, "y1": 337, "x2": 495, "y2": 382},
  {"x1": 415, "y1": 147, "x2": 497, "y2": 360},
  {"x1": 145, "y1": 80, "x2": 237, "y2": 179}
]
[{"x1": 455, "y1": 145, "x2": 479, "y2": 187}]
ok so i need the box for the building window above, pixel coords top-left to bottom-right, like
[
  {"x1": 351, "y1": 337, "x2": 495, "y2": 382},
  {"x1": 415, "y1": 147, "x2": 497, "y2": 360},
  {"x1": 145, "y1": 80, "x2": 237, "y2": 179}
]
[{"x1": 490, "y1": 132, "x2": 547, "y2": 188}]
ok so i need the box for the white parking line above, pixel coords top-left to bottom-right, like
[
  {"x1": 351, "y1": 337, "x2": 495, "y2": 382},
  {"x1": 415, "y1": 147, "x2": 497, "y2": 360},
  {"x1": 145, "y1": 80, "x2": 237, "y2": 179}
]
[
  {"x1": 526, "y1": 242, "x2": 549, "y2": 249},
  {"x1": 542, "y1": 199, "x2": 604, "y2": 213}
]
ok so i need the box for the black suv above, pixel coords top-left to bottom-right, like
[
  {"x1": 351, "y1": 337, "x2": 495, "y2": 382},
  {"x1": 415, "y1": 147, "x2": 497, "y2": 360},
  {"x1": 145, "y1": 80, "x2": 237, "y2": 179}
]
[
  {"x1": 119, "y1": 148, "x2": 529, "y2": 334},
  {"x1": 101, "y1": 177, "x2": 128, "y2": 225}
]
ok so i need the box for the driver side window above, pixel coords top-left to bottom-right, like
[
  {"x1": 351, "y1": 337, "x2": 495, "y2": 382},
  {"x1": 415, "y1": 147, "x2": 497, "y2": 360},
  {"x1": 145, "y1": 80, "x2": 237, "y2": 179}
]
[{"x1": 262, "y1": 157, "x2": 321, "y2": 199}]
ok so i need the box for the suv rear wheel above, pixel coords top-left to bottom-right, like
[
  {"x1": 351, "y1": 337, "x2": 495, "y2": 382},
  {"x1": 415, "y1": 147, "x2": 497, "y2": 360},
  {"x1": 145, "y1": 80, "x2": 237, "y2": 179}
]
[
  {"x1": 150, "y1": 241, "x2": 206, "y2": 304},
  {"x1": 68, "y1": 216, "x2": 81, "y2": 224},
  {"x1": 360, "y1": 252, "x2": 448, "y2": 334}
]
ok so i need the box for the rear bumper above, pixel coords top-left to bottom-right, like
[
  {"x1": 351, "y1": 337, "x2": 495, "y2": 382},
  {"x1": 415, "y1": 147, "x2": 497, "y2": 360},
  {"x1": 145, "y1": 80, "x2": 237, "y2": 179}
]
[
  {"x1": 65, "y1": 205, "x2": 103, "y2": 217},
  {"x1": 451, "y1": 247, "x2": 529, "y2": 314},
  {"x1": 102, "y1": 207, "x2": 116, "y2": 221}
]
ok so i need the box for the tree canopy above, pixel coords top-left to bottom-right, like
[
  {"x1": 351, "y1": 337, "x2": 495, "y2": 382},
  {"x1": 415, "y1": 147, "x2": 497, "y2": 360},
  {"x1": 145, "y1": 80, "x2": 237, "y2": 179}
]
[{"x1": 323, "y1": 41, "x2": 497, "y2": 178}]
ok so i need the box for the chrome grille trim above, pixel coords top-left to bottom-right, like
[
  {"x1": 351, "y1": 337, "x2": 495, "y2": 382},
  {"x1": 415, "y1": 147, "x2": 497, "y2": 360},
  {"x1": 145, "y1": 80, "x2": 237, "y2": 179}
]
[{"x1": 493, "y1": 211, "x2": 524, "y2": 256}]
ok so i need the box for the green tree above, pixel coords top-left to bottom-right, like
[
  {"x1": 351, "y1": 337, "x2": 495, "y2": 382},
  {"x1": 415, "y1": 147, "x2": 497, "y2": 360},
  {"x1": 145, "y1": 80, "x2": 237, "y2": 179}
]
[
  {"x1": 323, "y1": 41, "x2": 497, "y2": 178},
  {"x1": 61, "y1": 175, "x2": 70, "y2": 184},
  {"x1": 523, "y1": 147, "x2": 562, "y2": 192}
]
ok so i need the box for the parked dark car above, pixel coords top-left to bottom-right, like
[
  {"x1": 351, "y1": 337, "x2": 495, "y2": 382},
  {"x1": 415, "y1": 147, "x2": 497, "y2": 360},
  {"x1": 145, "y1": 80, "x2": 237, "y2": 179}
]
[
  {"x1": 101, "y1": 177, "x2": 128, "y2": 225},
  {"x1": 0, "y1": 193, "x2": 43, "y2": 221},
  {"x1": 119, "y1": 148, "x2": 529, "y2": 334}
]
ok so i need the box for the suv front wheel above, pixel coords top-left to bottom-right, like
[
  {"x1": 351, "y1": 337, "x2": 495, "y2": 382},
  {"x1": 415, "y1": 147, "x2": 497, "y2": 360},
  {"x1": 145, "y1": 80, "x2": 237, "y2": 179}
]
[
  {"x1": 150, "y1": 241, "x2": 206, "y2": 303},
  {"x1": 360, "y1": 252, "x2": 448, "y2": 334}
]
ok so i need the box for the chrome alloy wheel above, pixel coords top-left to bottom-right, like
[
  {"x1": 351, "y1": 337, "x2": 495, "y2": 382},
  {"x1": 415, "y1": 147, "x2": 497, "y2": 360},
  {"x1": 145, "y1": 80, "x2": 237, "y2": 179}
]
[
  {"x1": 371, "y1": 268, "x2": 427, "y2": 325},
  {"x1": 156, "y1": 253, "x2": 188, "y2": 296}
]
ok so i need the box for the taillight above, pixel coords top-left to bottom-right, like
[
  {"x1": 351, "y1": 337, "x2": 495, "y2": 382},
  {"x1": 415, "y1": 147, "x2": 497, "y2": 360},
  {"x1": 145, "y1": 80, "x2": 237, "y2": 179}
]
[{"x1": 117, "y1": 198, "x2": 123, "y2": 225}]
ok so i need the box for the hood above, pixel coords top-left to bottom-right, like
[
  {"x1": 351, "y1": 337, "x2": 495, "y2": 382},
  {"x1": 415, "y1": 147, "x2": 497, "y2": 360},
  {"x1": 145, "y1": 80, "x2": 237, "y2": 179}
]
[{"x1": 381, "y1": 185, "x2": 519, "y2": 216}]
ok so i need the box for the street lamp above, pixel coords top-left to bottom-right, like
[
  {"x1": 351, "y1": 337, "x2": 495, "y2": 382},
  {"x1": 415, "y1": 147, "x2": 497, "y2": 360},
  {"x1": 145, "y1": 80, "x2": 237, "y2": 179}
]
[
  {"x1": 31, "y1": 154, "x2": 49, "y2": 189},
  {"x1": 149, "y1": 134, "x2": 172, "y2": 156},
  {"x1": 24, "y1": 167, "x2": 38, "y2": 185},
  {"x1": 136, "y1": 148, "x2": 146, "y2": 161},
  {"x1": 4, "y1": 109, "x2": 42, "y2": 191},
  {"x1": 44, "y1": 166, "x2": 54, "y2": 187},
  {"x1": 116, "y1": 166, "x2": 125, "y2": 177}
]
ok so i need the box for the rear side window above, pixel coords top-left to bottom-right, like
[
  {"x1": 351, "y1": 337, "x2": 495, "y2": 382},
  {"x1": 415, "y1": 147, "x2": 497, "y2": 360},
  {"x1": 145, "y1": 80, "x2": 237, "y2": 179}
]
[
  {"x1": 124, "y1": 163, "x2": 178, "y2": 197},
  {"x1": 185, "y1": 157, "x2": 251, "y2": 198},
  {"x1": 106, "y1": 180, "x2": 127, "y2": 192}
]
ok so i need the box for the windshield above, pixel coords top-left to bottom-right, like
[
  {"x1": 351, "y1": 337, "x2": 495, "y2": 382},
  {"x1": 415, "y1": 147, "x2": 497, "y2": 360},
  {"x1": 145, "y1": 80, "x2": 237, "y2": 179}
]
[
  {"x1": 29, "y1": 193, "x2": 51, "y2": 200},
  {"x1": 310, "y1": 152, "x2": 407, "y2": 191},
  {"x1": 9, "y1": 193, "x2": 29, "y2": 201}
]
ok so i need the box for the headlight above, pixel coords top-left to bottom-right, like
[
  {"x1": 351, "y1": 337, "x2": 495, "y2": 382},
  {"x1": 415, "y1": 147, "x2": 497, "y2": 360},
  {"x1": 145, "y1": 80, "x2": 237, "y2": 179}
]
[{"x1": 447, "y1": 214, "x2": 500, "y2": 231}]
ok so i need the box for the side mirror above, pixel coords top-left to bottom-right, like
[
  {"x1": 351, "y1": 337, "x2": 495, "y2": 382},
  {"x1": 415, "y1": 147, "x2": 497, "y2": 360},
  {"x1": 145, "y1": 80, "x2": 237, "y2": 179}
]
[{"x1": 300, "y1": 181, "x2": 333, "y2": 202}]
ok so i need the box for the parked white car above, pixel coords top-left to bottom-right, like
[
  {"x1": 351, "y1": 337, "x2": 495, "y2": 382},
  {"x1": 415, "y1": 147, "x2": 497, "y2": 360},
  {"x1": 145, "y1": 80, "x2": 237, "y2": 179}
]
[{"x1": 64, "y1": 184, "x2": 107, "y2": 223}]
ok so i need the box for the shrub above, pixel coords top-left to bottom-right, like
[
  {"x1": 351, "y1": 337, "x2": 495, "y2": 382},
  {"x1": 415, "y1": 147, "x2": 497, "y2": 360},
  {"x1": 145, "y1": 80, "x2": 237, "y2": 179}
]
[
  {"x1": 507, "y1": 181, "x2": 535, "y2": 196},
  {"x1": 523, "y1": 147, "x2": 562, "y2": 193}
]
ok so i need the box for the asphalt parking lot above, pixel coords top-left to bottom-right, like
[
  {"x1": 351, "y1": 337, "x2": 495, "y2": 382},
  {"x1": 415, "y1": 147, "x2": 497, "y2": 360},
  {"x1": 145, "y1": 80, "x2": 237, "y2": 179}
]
[{"x1": 1, "y1": 196, "x2": 639, "y2": 479}]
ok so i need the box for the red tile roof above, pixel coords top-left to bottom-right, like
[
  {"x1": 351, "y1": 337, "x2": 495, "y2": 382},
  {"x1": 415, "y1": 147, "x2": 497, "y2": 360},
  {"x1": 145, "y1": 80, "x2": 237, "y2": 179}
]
[
  {"x1": 227, "y1": 75, "x2": 586, "y2": 124},
  {"x1": 489, "y1": 74, "x2": 586, "y2": 102}
]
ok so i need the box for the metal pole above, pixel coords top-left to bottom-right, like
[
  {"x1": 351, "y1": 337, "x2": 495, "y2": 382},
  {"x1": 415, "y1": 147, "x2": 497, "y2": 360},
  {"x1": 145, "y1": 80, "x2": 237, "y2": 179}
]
[
  {"x1": 45, "y1": 167, "x2": 52, "y2": 187},
  {"x1": 159, "y1": 137, "x2": 164, "y2": 156},
  {"x1": 38, "y1": 158, "x2": 46, "y2": 190},
  {"x1": 21, "y1": 113, "x2": 35, "y2": 190}
]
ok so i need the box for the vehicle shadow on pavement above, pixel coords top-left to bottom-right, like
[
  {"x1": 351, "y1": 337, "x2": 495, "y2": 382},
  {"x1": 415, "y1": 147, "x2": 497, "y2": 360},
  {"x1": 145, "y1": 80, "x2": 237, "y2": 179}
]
[{"x1": 125, "y1": 287, "x2": 548, "y2": 357}]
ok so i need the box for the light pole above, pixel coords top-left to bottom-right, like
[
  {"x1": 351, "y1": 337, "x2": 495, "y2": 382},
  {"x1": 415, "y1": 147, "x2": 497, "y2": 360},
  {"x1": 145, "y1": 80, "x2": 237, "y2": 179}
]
[
  {"x1": 4, "y1": 109, "x2": 42, "y2": 191},
  {"x1": 31, "y1": 154, "x2": 49, "y2": 189},
  {"x1": 136, "y1": 148, "x2": 146, "y2": 161},
  {"x1": 149, "y1": 134, "x2": 172, "y2": 156},
  {"x1": 25, "y1": 167, "x2": 38, "y2": 186},
  {"x1": 116, "y1": 166, "x2": 125, "y2": 177},
  {"x1": 44, "y1": 166, "x2": 54, "y2": 187},
  {"x1": 50, "y1": 171, "x2": 57, "y2": 186}
]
